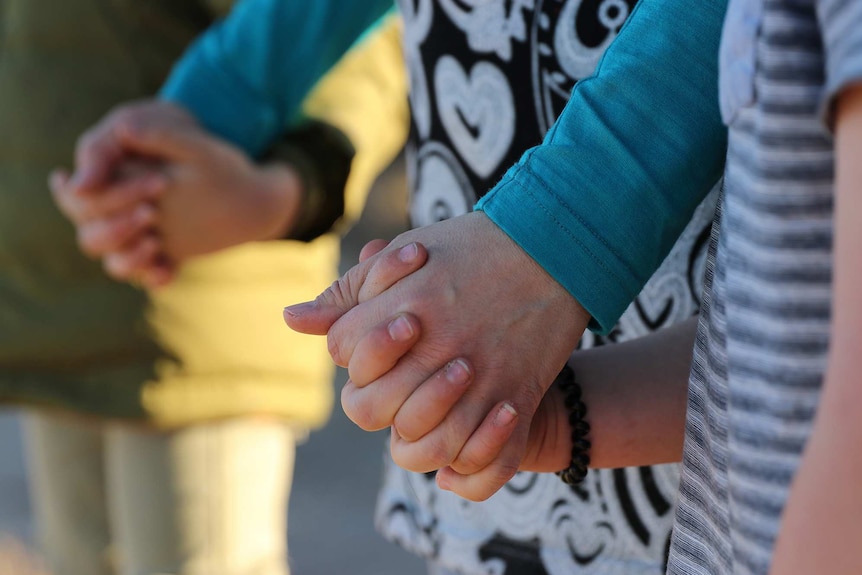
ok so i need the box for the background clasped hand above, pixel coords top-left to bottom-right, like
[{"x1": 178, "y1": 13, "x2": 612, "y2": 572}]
[
  {"x1": 284, "y1": 211, "x2": 591, "y2": 500},
  {"x1": 51, "y1": 100, "x2": 303, "y2": 288}
]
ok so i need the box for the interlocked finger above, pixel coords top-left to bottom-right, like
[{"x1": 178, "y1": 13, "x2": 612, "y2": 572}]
[
  {"x1": 391, "y1": 359, "x2": 473, "y2": 442},
  {"x1": 103, "y1": 234, "x2": 161, "y2": 282},
  {"x1": 76, "y1": 203, "x2": 157, "y2": 258},
  {"x1": 357, "y1": 243, "x2": 427, "y2": 304},
  {"x1": 341, "y1": 350, "x2": 441, "y2": 432},
  {"x1": 347, "y1": 313, "x2": 421, "y2": 387},
  {"x1": 446, "y1": 401, "x2": 520, "y2": 476}
]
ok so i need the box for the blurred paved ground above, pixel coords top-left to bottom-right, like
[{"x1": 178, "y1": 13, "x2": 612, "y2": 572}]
[{"x1": 0, "y1": 159, "x2": 426, "y2": 575}]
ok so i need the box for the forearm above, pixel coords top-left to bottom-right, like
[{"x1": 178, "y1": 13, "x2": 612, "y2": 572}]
[
  {"x1": 478, "y1": 0, "x2": 728, "y2": 334},
  {"x1": 580, "y1": 316, "x2": 695, "y2": 468},
  {"x1": 770, "y1": 84, "x2": 862, "y2": 575},
  {"x1": 525, "y1": 316, "x2": 695, "y2": 473}
]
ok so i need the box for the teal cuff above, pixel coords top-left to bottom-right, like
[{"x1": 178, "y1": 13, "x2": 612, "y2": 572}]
[{"x1": 478, "y1": 167, "x2": 638, "y2": 333}]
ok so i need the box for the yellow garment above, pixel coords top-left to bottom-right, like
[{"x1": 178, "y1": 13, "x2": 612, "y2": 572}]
[{"x1": 0, "y1": 2, "x2": 408, "y2": 429}]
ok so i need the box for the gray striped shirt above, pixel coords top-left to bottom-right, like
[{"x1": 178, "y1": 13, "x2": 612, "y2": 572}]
[{"x1": 668, "y1": 0, "x2": 862, "y2": 573}]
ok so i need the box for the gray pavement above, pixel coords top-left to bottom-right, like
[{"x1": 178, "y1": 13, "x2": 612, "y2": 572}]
[{"x1": 0, "y1": 161, "x2": 426, "y2": 574}]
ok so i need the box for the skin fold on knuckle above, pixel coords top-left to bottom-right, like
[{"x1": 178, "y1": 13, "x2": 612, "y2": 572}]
[
  {"x1": 321, "y1": 272, "x2": 358, "y2": 310},
  {"x1": 450, "y1": 447, "x2": 492, "y2": 476},
  {"x1": 75, "y1": 130, "x2": 100, "y2": 161},
  {"x1": 392, "y1": 411, "x2": 426, "y2": 443},
  {"x1": 103, "y1": 257, "x2": 130, "y2": 280},
  {"x1": 341, "y1": 387, "x2": 389, "y2": 432},
  {"x1": 400, "y1": 433, "x2": 458, "y2": 473},
  {"x1": 77, "y1": 231, "x2": 103, "y2": 259},
  {"x1": 326, "y1": 330, "x2": 349, "y2": 367},
  {"x1": 467, "y1": 462, "x2": 519, "y2": 502}
]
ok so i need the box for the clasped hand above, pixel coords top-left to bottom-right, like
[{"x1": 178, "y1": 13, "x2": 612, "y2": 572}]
[
  {"x1": 51, "y1": 100, "x2": 302, "y2": 288},
  {"x1": 285, "y1": 212, "x2": 590, "y2": 500}
]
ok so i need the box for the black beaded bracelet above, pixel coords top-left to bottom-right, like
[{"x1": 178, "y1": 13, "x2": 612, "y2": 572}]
[{"x1": 555, "y1": 364, "x2": 591, "y2": 485}]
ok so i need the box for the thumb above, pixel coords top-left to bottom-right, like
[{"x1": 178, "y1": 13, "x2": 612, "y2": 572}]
[
  {"x1": 283, "y1": 260, "x2": 374, "y2": 336},
  {"x1": 72, "y1": 101, "x2": 198, "y2": 194},
  {"x1": 114, "y1": 121, "x2": 204, "y2": 163},
  {"x1": 283, "y1": 241, "x2": 429, "y2": 336},
  {"x1": 72, "y1": 127, "x2": 127, "y2": 195}
]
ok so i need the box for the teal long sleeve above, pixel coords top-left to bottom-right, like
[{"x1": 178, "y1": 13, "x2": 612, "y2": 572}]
[
  {"x1": 477, "y1": 0, "x2": 728, "y2": 334},
  {"x1": 159, "y1": 0, "x2": 393, "y2": 157}
]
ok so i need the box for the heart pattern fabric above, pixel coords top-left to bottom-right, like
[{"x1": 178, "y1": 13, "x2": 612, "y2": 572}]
[{"x1": 380, "y1": 1, "x2": 719, "y2": 574}]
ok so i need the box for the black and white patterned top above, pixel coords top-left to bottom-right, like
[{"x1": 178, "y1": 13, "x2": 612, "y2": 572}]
[
  {"x1": 668, "y1": 0, "x2": 862, "y2": 573},
  {"x1": 375, "y1": 1, "x2": 718, "y2": 573}
]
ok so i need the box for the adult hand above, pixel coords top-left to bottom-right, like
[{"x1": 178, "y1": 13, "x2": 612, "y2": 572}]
[
  {"x1": 285, "y1": 211, "x2": 590, "y2": 500},
  {"x1": 51, "y1": 100, "x2": 197, "y2": 286},
  {"x1": 52, "y1": 100, "x2": 303, "y2": 287},
  {"x1": 88, "y1": 118, "x2": 303, "y2": 261}
]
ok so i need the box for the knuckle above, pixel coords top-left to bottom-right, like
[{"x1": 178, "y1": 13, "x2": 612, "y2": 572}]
[
  {"x1": 77, "y1": 232, "x2": 101, "y2": 259},
  {"x1": 103, "y1": 257, "x2": 128, "y2": 280},
  {"x1": 326, "y1": 331, "x2": 348, "y2": 367},
  {"x1": 392, "y1": 435, "x2": 454, "y2": 474},
  {"x1": 323, "y1": 274, "x2": 355, "y2": 307},
  {"x1": 392, "y1": 411, "x2": 422, "y2": 443},
  {"x1": 76, "y1": 129, "x2": 98, "y2": 155},
  {"x1": 424, "y1": 437, "x2": 459, "y2": 471},
  {"x1": 521, "y1": 378, "x2": 547, "y2": 412},
  {"x1": 462, "y1": 487, "x2": 494, "y2": 503},
  {"x1": 490, "y1": 457, "x2": 520, "y2": 487},
  {"x1": 111, "y1": 106, "x2": 137, "y2": 127},
  {"x1": 341, "y1": 388, "x2": 386, "y2": 432},
  {"x1": 463, "y1": 465, "x2": 518, "y2": 503},
  {"x1": 451, "y1": 449, "x2": 486, "y2": 476}
]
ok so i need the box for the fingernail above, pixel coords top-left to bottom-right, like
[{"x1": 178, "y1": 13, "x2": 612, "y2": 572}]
[
  {"x1": 388, "y1": 315, "x2": 414, "y2": 341},
  {"x1": 445, "y1": 359, "x2": 471, "y2": 386},
  {"x1": 283, "y1": 301, "x2": 316, "y2": 318},
  {"x1": 494, "y1": 403, "x2": 518, "y2": 427},
  {"x1": 436, "y1": 470, "x2": 451, "y2": 491},
  {"x1": 399, "y1": 243, "x2": 418, "y2": 262}
]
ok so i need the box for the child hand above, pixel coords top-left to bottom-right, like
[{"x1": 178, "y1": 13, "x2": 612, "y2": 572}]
[
  {"x1": 50, "y1": 159, "x2": 173, "y2": 287},
  {"x1": 119, "y1": 122, "x2": 305, "y2": 263}
]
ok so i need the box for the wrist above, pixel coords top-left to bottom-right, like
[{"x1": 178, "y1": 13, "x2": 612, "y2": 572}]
[
  {"x1": 251, "y1": 163, "x2": 304, "y2": 242},
  {"x1": 261, "y1": 120, "x2": 354, "y2": 242},
  {"x1": 522, "y1": 378, "x2": 574, "y2": 473}
]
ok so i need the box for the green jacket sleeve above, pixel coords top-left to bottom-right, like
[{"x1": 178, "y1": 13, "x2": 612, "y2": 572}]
[
  {"x1": 477, "y1": 0, "x2": 728, "y2": 334},
  {"x1": 159, "y1": 0, "x2": 394, "y2": 157}
]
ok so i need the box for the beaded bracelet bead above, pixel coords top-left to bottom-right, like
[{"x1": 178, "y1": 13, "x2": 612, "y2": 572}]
[{"x1": 555, "y1": 364, "x2": 591, "y2": 485}]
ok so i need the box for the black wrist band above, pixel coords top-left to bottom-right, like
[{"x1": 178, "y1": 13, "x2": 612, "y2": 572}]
[
  {"x1": 555, "y1": 364, "x2": 591, "y2": 485},
  {"x1": 260, "y1": 120, "x2": 355, "y2": 243}
]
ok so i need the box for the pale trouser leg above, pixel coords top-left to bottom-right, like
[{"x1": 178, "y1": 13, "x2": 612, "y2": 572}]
[
  {"x1": 104, "y1": 419, "x2": 296, "y2": 575},
  {"x1": 427, "y1": 561, "x2": 461, "y2": 575},
  {"x1": 22, "y1": 412, "x2": 113, "y2": 575}
]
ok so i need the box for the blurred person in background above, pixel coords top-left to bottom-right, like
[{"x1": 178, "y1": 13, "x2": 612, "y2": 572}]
[{"x1": 0, "y1": 2, "x2": 406, "y2": 574}]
